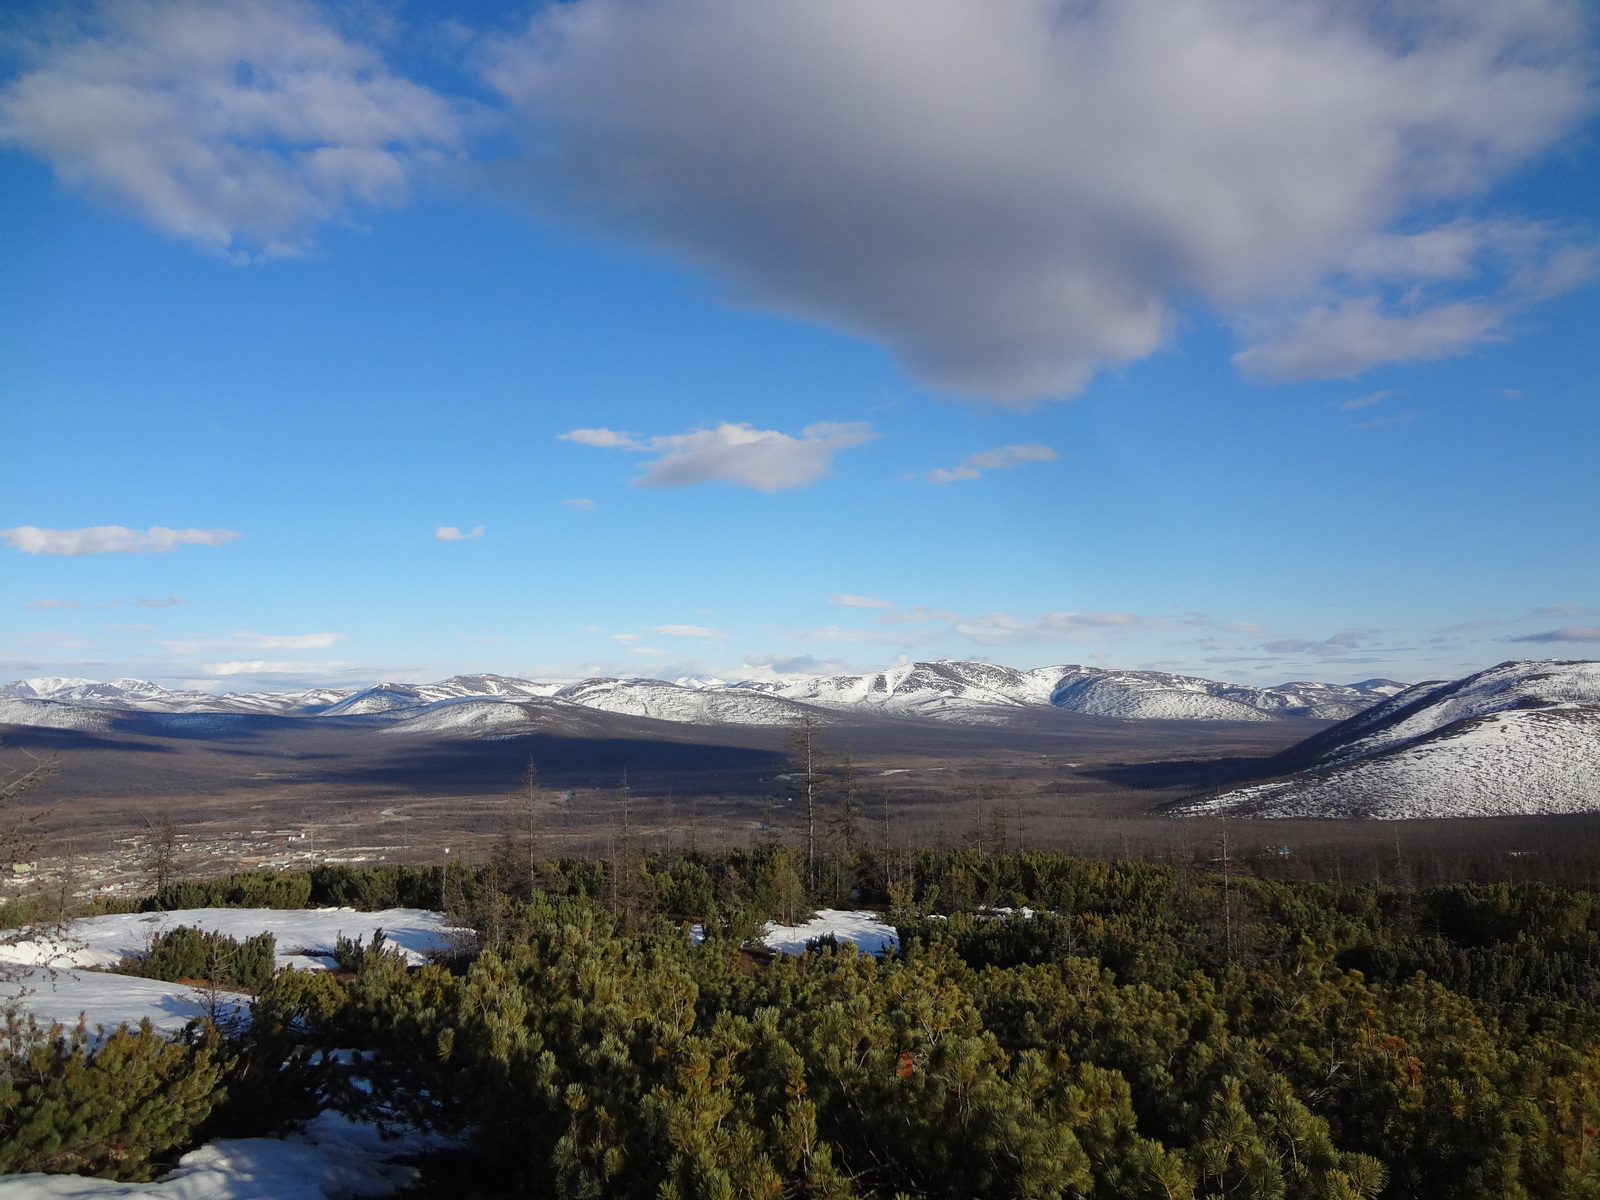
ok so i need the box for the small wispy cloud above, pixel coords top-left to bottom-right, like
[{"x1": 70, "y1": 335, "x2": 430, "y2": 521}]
[
  {"x1": 650, "y1": 624, "x2": 721, "y2": 638},
  {"x1": 918, "y1": 444, "x2": 1057, "y2": 484},
  {"x1": 201, "y1": 659, "x2": 361, "y2": 676},
  {"x1": 24, "y1": 599, "x2": 81, "y2": 610},
  {"x1": 561, "y1": 422, "x2": 875, "y2": 492},
  {"x1": 1338, "y1": 389, "x2": 1391, "y2": 410},
  {"x1": 108, "y1": 623, "x2": 156, "y2": 632},
  {"x1": 155, "y1": 631, "x2": 347, "y2": 653},
  {"x1": 876, "y1": 607, "x2": 957, "y2": 624},
  {"x1": 1509, "y1": 626, "x2": 1600, "y2": 643},
  {"x1": 609, "y1": 633, "x2": 642, "y2": 644},
  {"x1": 2, "y1": 526, "x2": 240, "y2": 555},
  {"x1": 1351, "y1": 413, "x2": 1415, "y2": 431},
  {"x1": 829, "y1": 593, "x2": 894, "y2": 609},
  {"x1": 137, "y1": 596, "x2": 185, "y2": 608},
  {"x1": 436, "y1": 525, "x2": 484, "y2": 541},
  {"x1": 1259, "y1": 630, "x2": 1382, "y2": 656},
  {"x1": 952, "y1": 610, "x2": 1147, "y2": 644},
  {"x1": 742, "y1": 653, "x2": 852, "y2": 678},
  {"x1": 562, "y1": 498, "x2": 596, "y2": 511},
  {"x1": 1535, "y1": 605, "x2": 1596, "y2": 616},
  {"x1": 5, "y1": 631, "x2": 96, "y2": 649}
]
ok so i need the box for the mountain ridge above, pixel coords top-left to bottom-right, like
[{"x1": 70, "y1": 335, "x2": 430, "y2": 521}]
[
  {"x1": 0, "y1": 662, "x2": 1409, "y2": 736},
  {"x1": 1174, "y1": 659, "x2": 1600, "y2": 818}
]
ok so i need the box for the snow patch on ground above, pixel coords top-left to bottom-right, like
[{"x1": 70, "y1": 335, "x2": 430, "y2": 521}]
[
  {"x1": 0, "y1": 908, "x2": 458, "y2": 973},
  {"x1": 762, "y1": 910, "x2": 899, "y2": 957},
  {"x1": 0, "y1": 968, "x2": 250, "y2": 1039},
  {"x1": 0, "y1": 1112, "x2": 446, "y2": 1200}
]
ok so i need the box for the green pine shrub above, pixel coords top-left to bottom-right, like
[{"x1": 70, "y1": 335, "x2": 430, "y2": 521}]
[
  {"x1": 0, "y1": 1014, "x2": 227, "y2": 1180},
  {"x1": 118, "y1": 926, "x2": 277, "y2": 993}
]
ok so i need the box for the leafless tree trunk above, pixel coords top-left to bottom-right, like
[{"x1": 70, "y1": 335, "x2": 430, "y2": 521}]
[
  {"x1": 142, "y1": 811, "x2": 182, "y2": 893},
  {"x1": 787, "y1": 714, "x2": 826, "y2": 889},
  {"x1": 1, "y1": 749, "x2": 63, "y2": 988}
]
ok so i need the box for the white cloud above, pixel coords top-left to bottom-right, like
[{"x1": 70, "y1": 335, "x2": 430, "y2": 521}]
[
  {"x1": 1338, "y1": 389, "x2": 1391, "y2": 411},
  {"x1": 560, "y1": 421, "x2": 875, "y2": 491},
  {"x1": 1235, "y1": 220, "x2": 1598, "y2": 379},
  {"x1": 920, "y1": 444, "x2": 1057, "y2": 484},
  {"x1": 491, "y1": 0, "x2": 1592, "y2": 401},
  {"x1": 1, "y1": 525, "x2": 241, "y2": 555},
  {"x1": 154, "y1": 630, "x2": 346, "y2": 652},
  {"x1": 741, "y1": 653, "x2": 852, "y2": 678},
  {"x1": 609, "y1": 633, "x2": 642, "y2": 644},
  {"x1": 23, "y1": 599, "x2": 81, "y2": 610},
  {"x1": 137, "y1": 595, "x2": 185, "y2": 607},
  {"x1": 0, "y1": 0, "x2": 460, "y2": 258},
  {"x1": 1510, "y1": 626, "x2": 1600, "y2": 643},
  {"x1": 952, "y1": 610, "x2": 1150, "y2": 644},
  {"x1": 1233, "y1": 297, "x2": 1505, "y2": 380},
  {"x1": 560, "y1": 428, "x2": 640, "y2": 448},
  {"x1": 200, "y1": 658, "x2": 359, "y2": 675},
  {"x1": 799, "y1": 624, "x2": 937, "y2": 646},
  {"x1": 877, "y1": 607, "x2": 958, "y2": 624},
  {"x1": 829, "y1": 593, "x2": 894, "y2": 609},
  {"x1": 650, "y1": 624, "x2": 721, "y2": 638},
  {"x1": 436, "y1": 525, "x2": 485, "y2": 541},
  {"x1": 5, "y1": 632, "x2": 97, "y2": 649},
  {"x1": 238, "y1": 631, "x2": 345, "y2": 649},
  {"x1": 628, "y1": 646, "x2": 667, "y2": 655},
  {"x1": 562, "y1": 498, "x2": 596, "y2": 511}
]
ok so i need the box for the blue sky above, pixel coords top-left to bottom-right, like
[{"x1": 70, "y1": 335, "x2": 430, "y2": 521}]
[{"x1": 1, "y1": 0, "x2": 1597, "y2": 692}]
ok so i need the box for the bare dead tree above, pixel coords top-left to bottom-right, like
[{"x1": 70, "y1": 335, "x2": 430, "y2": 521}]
[
  {"x1": 0, "y1": 748, "x2": 57, "y2": 875},
  {"x1": 142, "y1": 811, "x2": 182, "y2": 893},
  {"x1": 1, "y1": 748, "x2": 65, "y2": 1018},
  {"x1": 786, "y1": 714, "x2": 826, "y2": 890}
]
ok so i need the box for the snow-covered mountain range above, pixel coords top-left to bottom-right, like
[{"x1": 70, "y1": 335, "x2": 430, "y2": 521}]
[
  {"x1": 0, "y1": 661, "x2": 1408, "y2": 736},
  {"x1": 1175, "y1": 660, "x2": 1600, "y2": 819}
]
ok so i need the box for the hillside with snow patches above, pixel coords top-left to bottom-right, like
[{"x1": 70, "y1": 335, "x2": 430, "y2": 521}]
[
  {"x1": 1174, "y1": 660, "x2": 1600, "y2": 819},
  {"x1": 0, "y1": 663, "x2": 1408, "y2": 737}
]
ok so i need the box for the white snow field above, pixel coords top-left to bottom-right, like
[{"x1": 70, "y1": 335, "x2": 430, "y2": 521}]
[
  {"x1": 1178, "y1": 660, "x2": 1600, "y2": 819},
  {"x1": 762, "y1": 909, "x2": 899, "y2": 957},
  {"x1": 0, "y1": 909, "x2": 459, "y2": 1038},
  {"x1": 0, "y1": 1111, "x2": 446, "y2": 1200},
  {"x1": 0, "y1": 908, "x2": 458, "y2": 973},
  {"x1": 0, "y1": 661, "x2": 1409, "y2": 736},
  {"x1": 0, "y1": 968, "x2": 251, "y2": 1039}
]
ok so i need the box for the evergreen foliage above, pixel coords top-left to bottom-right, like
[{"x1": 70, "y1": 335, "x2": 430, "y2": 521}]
[
  {"x1": 118, "y1": 926, "x2": 277, "y2": 993},
  {"x1": 0, "y1": 1014, "x2": 226, "y2": 1179},
  {"x1": 14, "y1": 850, "x2": 1600, "y2": 1197},
  {"x1": 196, "y1": 848, "x2": 1600, "y2": 1199}
]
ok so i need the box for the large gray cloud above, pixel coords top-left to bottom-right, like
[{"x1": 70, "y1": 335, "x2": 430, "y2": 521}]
[{"x1": 491, "y1": 0, "x2": 1594, "y2": 401}]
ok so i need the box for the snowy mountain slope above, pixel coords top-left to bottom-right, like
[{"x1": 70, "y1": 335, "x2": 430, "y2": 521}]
[
  {"x1": 0, "y1": 697, "x2": 119, "y2": 732},
  {"x1": 1174, "y1": 660, "x2": 1600, "y2": 819},
  {"x1": 0, "y1": 676, "x2": 351, "y2": 715},
  {"x1": 728, "y1": 661, "x2": 1405, "y2": 723},
  {"x1": 323, "y1": 674, "x2": 561, "y2": 715},
  {"x1": 0, "y1": 661, "x2": 1410, "y2": 735},
  {"x1": 555, "y1": 677, "x2": 836, "y2": 726}
]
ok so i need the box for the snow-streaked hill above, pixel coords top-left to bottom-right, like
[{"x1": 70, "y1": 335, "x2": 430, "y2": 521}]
[
  {"x1": 720, "y1": 661, "x2": 1404, "y2": 723},
  {"x1": 0, "y1": 661, "x2": 1410, "y2": 736},
  {"x1": 1175, "y1": 660, "x2": 1600, "y2": 819}
]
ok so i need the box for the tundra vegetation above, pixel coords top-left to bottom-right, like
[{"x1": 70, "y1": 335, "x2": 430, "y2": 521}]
[{"x1": 3, "y1": 849, "x2": 1600, "y2": 1197}]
